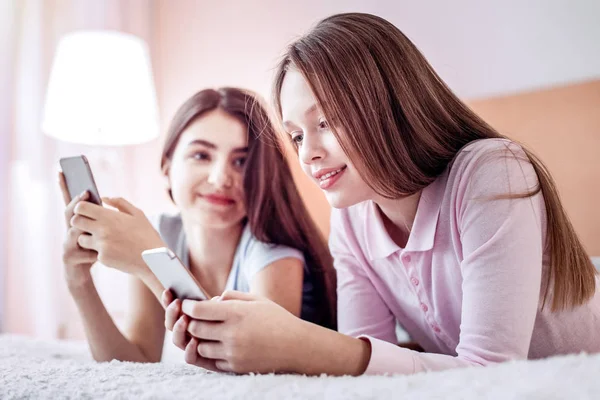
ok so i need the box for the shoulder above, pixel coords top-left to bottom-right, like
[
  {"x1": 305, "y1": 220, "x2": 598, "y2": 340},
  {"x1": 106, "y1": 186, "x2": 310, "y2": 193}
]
[
  {"x1": 447, "y1": 138, "x2": 538, "y2": 198},
  {"x1": 148, "y1": 213, "x2": 183, "y2": 247},
  {"x1": 451, "y1": 138, "x2": 532, "y2": 179},
  {"x1": 239, "y1": 224, "x2": 305, "y2": 271}
]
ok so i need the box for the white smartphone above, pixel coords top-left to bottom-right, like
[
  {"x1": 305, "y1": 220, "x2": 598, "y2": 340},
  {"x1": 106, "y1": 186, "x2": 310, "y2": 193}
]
[
  {"x1": 59, "y1": 155, "x2": 102, "y2": 205},
  {"x1": 141, "y1": 247, "x2": 209, "y2": 301}
]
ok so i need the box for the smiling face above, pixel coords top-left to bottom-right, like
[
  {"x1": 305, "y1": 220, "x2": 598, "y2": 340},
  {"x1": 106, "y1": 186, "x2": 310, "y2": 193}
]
[
  {"x1": 279, "y1": 68, "x2": 374, "y2": 209},
  {"x1": 165, "y1": 109, "x2": 248, "y2": 228}
]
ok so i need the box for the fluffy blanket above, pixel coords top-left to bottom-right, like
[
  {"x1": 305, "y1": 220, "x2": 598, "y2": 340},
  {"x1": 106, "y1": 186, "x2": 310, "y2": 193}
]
[{"x1": 1, "y1": 334, "x2": 599, "y2": 399}]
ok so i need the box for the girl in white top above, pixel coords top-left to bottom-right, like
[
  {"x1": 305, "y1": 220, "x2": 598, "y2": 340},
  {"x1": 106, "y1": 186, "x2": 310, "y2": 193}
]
[{"x1": 59, "y1": 88, "x2": 336, "y2": 363}]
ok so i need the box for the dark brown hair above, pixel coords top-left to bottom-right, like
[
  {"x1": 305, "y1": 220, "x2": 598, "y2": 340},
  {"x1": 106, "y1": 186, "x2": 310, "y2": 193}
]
[
  {"x1": 161, "y1": 88, "x2": 336, "y2": 328},
  {"x1": 273, "y1": 13, "x2": 596, "y2": 312}
]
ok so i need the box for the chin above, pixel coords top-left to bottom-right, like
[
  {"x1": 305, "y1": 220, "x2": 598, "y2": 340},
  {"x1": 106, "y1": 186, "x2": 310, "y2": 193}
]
[
  {"x1": 324, "y1": 191, "x2": 363, "y2": 209},
  {"x1": 185, "y1": 206, "x2": 245, "y2": 228}
]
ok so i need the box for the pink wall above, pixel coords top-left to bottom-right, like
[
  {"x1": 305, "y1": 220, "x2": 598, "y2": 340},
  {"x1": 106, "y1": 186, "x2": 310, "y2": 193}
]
[
  {"x1": 151, "y1": 0, "x2": 339, "y2": 233},
  {"x1": 470, "y1": 80, "x2": 600, "y2": 256}
]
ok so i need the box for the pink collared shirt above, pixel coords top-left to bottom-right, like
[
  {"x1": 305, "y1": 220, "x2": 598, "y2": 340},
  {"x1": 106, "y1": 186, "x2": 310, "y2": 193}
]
[{"x1": 330, "y1": 138, "x2": 600, "y2": 375}]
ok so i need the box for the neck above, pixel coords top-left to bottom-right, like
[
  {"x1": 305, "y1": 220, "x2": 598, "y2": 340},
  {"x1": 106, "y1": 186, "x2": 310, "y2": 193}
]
[
  {"x1": 374, "y1": 191, "x2": 421, "y2": 248},
  {"x1": 181, "y1": 217, "x2": 244, "y2": 295}
]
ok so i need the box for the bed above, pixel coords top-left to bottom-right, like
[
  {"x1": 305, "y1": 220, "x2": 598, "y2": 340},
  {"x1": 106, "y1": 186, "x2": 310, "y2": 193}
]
[{"x1": 1, "y1": 334, "x2": 599, "y2": 399}]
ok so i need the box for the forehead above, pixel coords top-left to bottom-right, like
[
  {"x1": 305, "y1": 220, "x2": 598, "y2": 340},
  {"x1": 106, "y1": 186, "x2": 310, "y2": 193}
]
[
  {"x1": 178, "y1": 109, "x2": 248, "y2": 149},
  {"x1": 280, "y1": 69, "x2": 318, "y2": 123}
]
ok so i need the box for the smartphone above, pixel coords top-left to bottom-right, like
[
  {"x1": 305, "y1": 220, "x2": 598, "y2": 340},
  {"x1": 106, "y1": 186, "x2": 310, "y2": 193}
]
[
  {"x1": 59, "y1": 155, "x2": 102, "y2": 205},
  {"x1": 141, "y1": 247, "x2": 209, "y2": 301}
]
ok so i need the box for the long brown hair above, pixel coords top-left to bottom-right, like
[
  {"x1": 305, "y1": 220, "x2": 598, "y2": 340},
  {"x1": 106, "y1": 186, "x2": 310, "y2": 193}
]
[
  {"x1": 272, "y1": 13, "x2": 596, "y2": 312},
  {"x1": 161, "y1": 88, "x2": 337, "y2": 328}
]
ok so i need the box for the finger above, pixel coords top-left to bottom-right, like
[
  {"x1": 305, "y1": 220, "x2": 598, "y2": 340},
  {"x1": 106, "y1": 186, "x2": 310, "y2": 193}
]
[
  {"x1": 67, "y1": 228, "x2": 97, "y2": 257},
  {"x1": 187, "y1": 320, "x2": 224, "y2": 342},
  {"x1": 63, "y1": 235, "x2": 98, "y2": 264},
  {"x1": 77, "y1": 232, "x2": 95, "y2": 250},
  {"x1": 185, "y1": 338, "x2": 221, "y2": 372},
  {"x1": 172, "y1": 315, "x2": 190, "y2": 350},
  {"x1": 101, "y1": 197, "x2": 139, "y2": 216},
  {"x1": 73, "y1": 200, "x2": 103, "y2": 220},
  {"x1": 161, "y1": 290, "x2": 174, "y2": 309},
  {"x1": 219, "y1": 290, "x2": 260, "y2": 302},
  {"x1": 182, "y1": 300, "x2": 229, "y2": 321},
  {"x1": 196, "y1": 340, "x2": 225, "y2": 360},
  {"x1": 58, "y1": 172, "x2": 71, "y2": 205},
  {"x1": 71, "y1": 249, "x2": 98, "y2": 264},
  {"x1": 70, "y1": 214, "x2": 96, "y2": 233},
  {"x1": 67, "y1": 226, "x2": 85, "y2": 241},
  {"x1": 214, "y1": 360, "x2": 235, "y2": 373},
  {"x1": 64, "y1": 191, "x2": 90, "y2": 226},
  {"x1": 165, "y1": 299, "x2": 181, "y2": 331},
  {"x1": 184, "y1": 336, "x2": 199, "y2": 364}
]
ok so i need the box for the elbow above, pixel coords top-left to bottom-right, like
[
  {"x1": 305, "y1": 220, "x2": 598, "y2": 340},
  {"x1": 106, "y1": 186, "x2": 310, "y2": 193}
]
[{"x1": 458, "y1": 352, "x2": 527, "y2": 367}]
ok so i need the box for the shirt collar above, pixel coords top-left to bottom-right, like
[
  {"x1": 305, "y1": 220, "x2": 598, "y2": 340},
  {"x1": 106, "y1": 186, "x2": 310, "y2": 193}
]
[{"x1": 363, "y1": 171, "x2": 447, "y2": 261}]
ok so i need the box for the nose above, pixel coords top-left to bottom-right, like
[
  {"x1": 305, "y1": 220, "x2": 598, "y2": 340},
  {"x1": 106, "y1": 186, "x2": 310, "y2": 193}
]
[
  {"x1": 207, "y1": 161, "x2": 233, "y2": 189},
  {"x1": 299, "y1": 131, "x2": 325, "y2": 165}
]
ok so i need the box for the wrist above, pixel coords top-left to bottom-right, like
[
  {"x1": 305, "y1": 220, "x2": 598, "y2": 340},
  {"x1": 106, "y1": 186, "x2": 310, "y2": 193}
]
[
  {"x1": 284, "y1": 320, "x2": 371, "y2": 376},
  {"x1": 67, "y1": 272, "x2": 95, "y2": 296},
  {"x1": 135, "y1": 236, "x2": 165, "y2": 275},
  {"x1": 352, "y1": 337, "x2": 372, "y2": 376},
  {"x1": 282, "y1": 318, "x2": 313, "y2": 373},
  {"x1": 137, "y1": 261, "x2": 166, "y2": 301}
]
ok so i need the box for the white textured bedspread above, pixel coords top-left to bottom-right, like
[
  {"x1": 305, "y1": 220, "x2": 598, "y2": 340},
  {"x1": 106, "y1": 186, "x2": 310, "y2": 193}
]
[{"x1": 1, "y1": 334, "x2": 599, "y2": 399}]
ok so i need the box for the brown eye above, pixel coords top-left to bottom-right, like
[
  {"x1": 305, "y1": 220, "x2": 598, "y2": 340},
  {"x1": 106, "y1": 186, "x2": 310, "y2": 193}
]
[
  {"x1": 192, "y1": 152, "x2": 209, "y2": 161},
  {"x1": 291, "y1": 133, "x2": 304, "y2": 146},
  {"x1": 318, "y1": 119, "x2": 329, "y2": 130},
  {"x1": 233, "y1": 157, "x2": 246, "y2": 168}
]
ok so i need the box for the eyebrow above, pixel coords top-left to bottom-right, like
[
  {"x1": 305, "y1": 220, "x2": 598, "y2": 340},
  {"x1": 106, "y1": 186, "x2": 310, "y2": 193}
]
[
  {"x1": 282, "y1": 103, "x2": 319, "y2": 130},
  {"x1": 187, "y1": 139, "x2": 248, "y2": 153}
]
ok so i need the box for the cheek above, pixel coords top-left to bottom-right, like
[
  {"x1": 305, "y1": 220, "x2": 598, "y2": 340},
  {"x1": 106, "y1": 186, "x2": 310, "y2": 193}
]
[
  {"x1": 234, "y1": 180, "x2": 245, "y2": 202},
  {"x1": 300, "y1": 160, "x2": 311, "y2": 176},
  {"x1": 173, "y1": 163, "x2": 206, "y2": 186}
]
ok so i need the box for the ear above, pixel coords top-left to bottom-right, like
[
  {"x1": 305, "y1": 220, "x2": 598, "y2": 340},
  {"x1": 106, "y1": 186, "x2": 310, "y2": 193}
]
[
  {"x1": 161, "y1": 161, "x2": 174, "y2": 202},
  {"x1": 161, "y1": 161, "x2": 171, "y2": 186}
]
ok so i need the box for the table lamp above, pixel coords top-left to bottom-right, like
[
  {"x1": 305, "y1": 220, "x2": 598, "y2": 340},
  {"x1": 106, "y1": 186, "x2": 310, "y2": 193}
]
[{"x1": 41, "y1": 30, "x2": 159, "y2": 145}]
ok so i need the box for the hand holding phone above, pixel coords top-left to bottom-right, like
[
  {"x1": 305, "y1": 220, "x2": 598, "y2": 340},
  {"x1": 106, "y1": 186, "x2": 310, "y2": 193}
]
[{"x1": 58, "y1": 156, "x2": 101, "y2": 289}]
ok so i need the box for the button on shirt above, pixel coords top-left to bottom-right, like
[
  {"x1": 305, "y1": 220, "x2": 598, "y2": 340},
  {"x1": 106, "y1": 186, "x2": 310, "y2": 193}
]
[{"x1": 330, "y1": 138, "x2": 600, "y2": 375}]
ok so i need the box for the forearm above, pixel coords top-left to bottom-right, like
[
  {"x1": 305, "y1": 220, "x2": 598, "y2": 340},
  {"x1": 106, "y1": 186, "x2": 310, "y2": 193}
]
[
  {"x1": 289, "y1": 320, "x2": 371, "y2": 376},
  {"x1": 69, "y1": 280, "x2": 152, "y2": 363}
]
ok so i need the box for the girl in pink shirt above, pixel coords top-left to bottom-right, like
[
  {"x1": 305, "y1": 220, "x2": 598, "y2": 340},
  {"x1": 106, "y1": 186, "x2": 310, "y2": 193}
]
[{"x1": 163, "y1": 12, "x2": 600, "y2": 375}]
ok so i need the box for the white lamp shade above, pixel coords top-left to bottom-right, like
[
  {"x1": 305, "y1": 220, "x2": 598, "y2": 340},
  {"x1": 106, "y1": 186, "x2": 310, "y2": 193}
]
[{"x1": 42, "y1": 31, "x2": 159, "y2": 146}]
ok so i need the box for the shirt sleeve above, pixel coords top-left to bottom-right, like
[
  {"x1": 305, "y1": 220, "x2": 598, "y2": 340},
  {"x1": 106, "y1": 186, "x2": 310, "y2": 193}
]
[
  {"x1": 330, "y1": 208, "x2": 397, "y2": 343},
  {"x1": 361, "y1": 144, "x2": 546, "y2": 375},
  {"x1": 242, "y1": 235, "x2": 305, "y2": 283},
  {"x1": 147, "y1": 214, "x2": 161, "y2": 232}
]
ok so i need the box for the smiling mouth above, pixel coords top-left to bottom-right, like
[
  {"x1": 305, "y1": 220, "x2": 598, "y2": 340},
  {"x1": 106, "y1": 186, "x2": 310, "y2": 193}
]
[
  {"x1": 318, "y1": 167, "x2": 345, "y2": 181},
  {"x1": 317, "y1": 166, "x2": 347, "y2": 190},
  {"x1": 200, "y1": 194, "x2": 236, "y2": 206}
]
